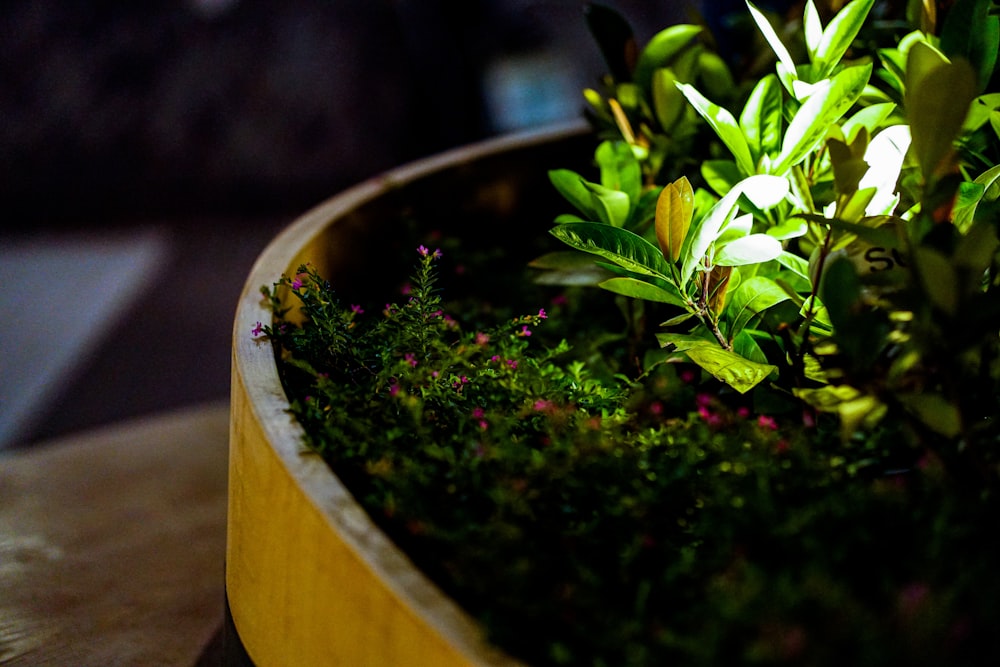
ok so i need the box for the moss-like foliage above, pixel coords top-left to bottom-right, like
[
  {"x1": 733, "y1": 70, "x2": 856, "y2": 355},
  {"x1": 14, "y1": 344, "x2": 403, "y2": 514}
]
[{"x1": 257, "y1": 249, "x2": 1000, "y2": 666}]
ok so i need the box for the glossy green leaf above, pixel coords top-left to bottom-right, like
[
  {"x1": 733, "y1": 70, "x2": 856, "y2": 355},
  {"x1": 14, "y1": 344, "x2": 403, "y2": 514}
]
[
  {"x1": 776, "y1": 251, "x2": 811, "y2": 279},
  {"x1": 714, "y1": 234, "x2": 783, "y2": 266},
  {"x1": 657, "y1": 336, "x2": 777, "y2": 393},
  {"x1": 772, "y1": 63, "x2": 873, "y2": 175},
  {"x1": 906, "y1": 56, "x2": 978, "y2": 182},
  {"x1": 953, "y1": 164, "x2": 1000, "y2": 231},
  {"x1": 964, "y1": 93, "x2": 1000, "y2": 131},
  {"x1": 680, "y1": 175, "x2": 789, "y2": 286},
  {"x1": 696, "y1": 50, "x2": 736, "y2": 100},
  {"x1": 767, "y1": 218, "x2": 808, "y2": 240},
  {"x1": 725, "y1": 275, "x2": 792, "y2": 333},
  {"x1": 584, "y1": 181, "x2": 631, "y2": 227},
  {"x1": 634, "y1": 24, "x2": 703, "y2": 94},
  {"x1": 677, "y1": 82, "x2": 755, "y2": 176},
  {"x1": 550, "y1": 222, "x2": 674, "y2": 281},
  {"x1": 598, "y1": 277, "x2": 687, "y2": 307},
  {"x1": 739, "y1": 75, "x2": 784, "y2": 164},
  {"x1": 732, "y1": 329, "x2": 770, "y2": 365},
  {"x1": 803, "y1": 0, "x2": 823, "y2": 63},
  {"x1": 812, "y1": 0, "x2": 875, "y2": 78},
  {"x1": 596, "y1": 140, "x2": 642, "y2": 204},
  {"x1": 747, "y1": 1, "x2": 798, "y2": 91},
  {"x1": 651, "y1": 68, "x2": 685, "y2": 132},
  {"x1": 549, "y1": 169, "x2": 599, "y2": 220},
  {"x1": 842, "y1": 102, "x2": 896, "y2": 142}
]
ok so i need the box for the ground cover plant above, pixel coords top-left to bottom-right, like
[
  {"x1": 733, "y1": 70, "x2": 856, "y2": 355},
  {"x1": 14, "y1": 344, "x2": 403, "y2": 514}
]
[{"x1": 255, "y1": 1, "x2": 1000, "y2": 664}]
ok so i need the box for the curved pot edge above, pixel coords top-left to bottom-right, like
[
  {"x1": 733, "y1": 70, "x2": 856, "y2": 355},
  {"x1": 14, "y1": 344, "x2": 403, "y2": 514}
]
[{"x1": 227, "y1": 120, "x2": 587, "y2": 666}]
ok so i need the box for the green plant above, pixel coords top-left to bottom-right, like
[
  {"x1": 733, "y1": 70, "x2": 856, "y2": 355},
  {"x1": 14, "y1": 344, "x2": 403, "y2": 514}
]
[
  {"x1": 545, "y1": 0, "x2": 1000, "y2": 457},
  {"x1": 253, "y1": 1, "x2": 1000, "y2": 665}
]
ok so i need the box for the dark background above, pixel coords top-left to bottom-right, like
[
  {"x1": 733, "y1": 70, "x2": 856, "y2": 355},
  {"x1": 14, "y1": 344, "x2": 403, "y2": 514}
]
[
  {"x1": 2, "y1": 1, "x2": 698, "y2": 225},
  {"x1": 0, "y1": 0, "x2": 751, "y2": 446}
]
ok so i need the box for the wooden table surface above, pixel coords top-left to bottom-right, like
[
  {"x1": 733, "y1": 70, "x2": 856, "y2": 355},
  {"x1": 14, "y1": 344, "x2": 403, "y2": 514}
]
[{"x1": 0, "y1": 402, "x2": 230, "y2": 666}]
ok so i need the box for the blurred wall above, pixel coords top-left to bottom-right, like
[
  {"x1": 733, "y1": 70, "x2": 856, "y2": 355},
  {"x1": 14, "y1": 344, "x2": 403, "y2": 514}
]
[{"x1": 0, "y1": 1, "x2": 692, "y2": 225}]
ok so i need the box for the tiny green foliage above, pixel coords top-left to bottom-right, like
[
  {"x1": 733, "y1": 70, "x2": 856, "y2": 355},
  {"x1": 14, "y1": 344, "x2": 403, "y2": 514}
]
[{"x1": 258, "y1": 248, "x2": 627, "y2": 465}]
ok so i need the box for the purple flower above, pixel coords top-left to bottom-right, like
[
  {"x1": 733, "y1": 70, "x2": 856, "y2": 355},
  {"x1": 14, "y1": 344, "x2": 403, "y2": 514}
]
[
  {"x1": 291, "y1": 278, "x2": 303, "y2": 290},
  {"x1": 517, "y1": 325, "x2": 532, "y2": 337},
  {"x1": 418, "y1": 245, "x2": 430, "y2": 257},
  {"x1": 251, "y1": 321, "x2": 264, "y2": 337},
  {"x1": 404, "y1": 353, "x2": 418, "y2": 367},
  {"x1": 351, "y1": 304, "x2": 364, "y2": 314},
  {"x1": 537, "y1": 308, "x2": 548, "y2": 319}
]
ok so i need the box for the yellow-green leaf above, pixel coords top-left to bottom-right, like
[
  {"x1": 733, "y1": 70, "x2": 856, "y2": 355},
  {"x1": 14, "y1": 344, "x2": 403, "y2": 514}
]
[{"x1": 655, "y1": 176, "x2": 694, "y2": 262}]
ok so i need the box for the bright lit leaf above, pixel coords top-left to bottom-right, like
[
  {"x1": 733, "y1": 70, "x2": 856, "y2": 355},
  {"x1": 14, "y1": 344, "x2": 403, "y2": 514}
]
[
  {"x1": 676, "y1": 82, "x2": 756, "y2": 176},
  {"x1": 598, "y1": 277, "x2": 687, "y2": 307},
  {"x1": 771, "y1": 63, "x2": 872, "y2": 175},
  {"x1": 715, "y1": 234, "x2": 783, "y2": 266},
  {"x1": 812, "y1": 0, "x2": 875, "y2": 79},
  {"x1": 657, "y1": 336, "x2": 777, "y2": 393},
  {"x1": 550, "y1": 222, "x2": 674, "y2": 281}
]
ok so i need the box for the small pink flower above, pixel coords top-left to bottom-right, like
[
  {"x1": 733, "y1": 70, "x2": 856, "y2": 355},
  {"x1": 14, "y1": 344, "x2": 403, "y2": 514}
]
[
  {"x1": 251, "y1": 321, "x2": 264, "y2": 337},
  {"x1": 736, "y1": 406, "x2": 750, "y2": 419},
  {"x1": 506, "y1": 359, "x2": 518, "y2": 370},
  {"x1": 417, "y1": 245, "x2": 430, "y2": 257},
  {"x1": 517, "y1": 325, "x2": 532, "y2": 337},
  {"x1": 537, "y1": 308, "x2": 548, "y2": 319},
  {"x1": 475, "y1": 332, "x2": 490, "y2": 346},
  {"x1": 533, "y1": 399, "x2": 553, "y2": 412},
  {"x1": 291, "y1": 278, "x2": 303, "y2": 290},
  {"x1": 698, "y1": 406, "x2": 722, "y2": 426},
  {"x1": 351, "y1": 304, "x2": 364, "y2": 314},
  {"x1": 389, "y1": 383, "x2": 400, "y2": 397},
  {"x1": 471, "y1": 407, "x2": 485, "y2": 418},
  {"x1": 757, "y1": 415, "x2": 778, "y2": 430},
  {"x1": 404, "y1": 353, "x2": 418, "y2": 367}
]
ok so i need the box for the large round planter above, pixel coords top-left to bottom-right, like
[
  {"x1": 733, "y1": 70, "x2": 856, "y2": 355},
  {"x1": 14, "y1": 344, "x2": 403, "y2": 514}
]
[{"x1": 227, "y1": 122, "x2": 592, "y2": 666}]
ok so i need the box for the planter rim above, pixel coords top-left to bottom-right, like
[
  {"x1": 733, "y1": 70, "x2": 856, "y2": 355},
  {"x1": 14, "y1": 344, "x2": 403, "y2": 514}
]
[{"x1": 230, "y1": 119, "x2": 587, "y2": 665}]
